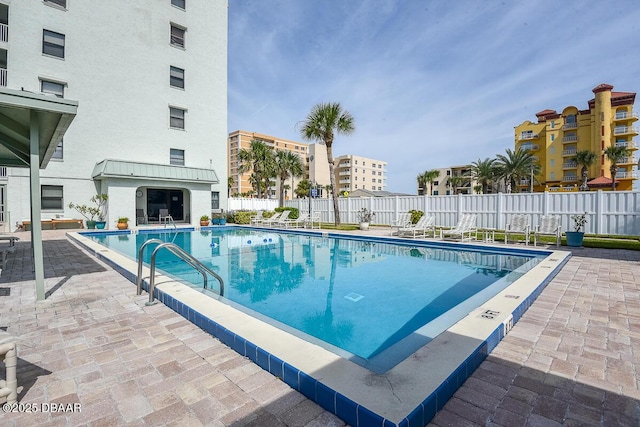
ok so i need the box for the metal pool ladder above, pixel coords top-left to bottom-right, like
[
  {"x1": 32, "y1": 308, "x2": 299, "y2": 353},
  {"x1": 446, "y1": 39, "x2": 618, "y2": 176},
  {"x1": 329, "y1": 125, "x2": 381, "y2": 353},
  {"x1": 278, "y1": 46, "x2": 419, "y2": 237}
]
[{"x1": 136, "y1": 239, "x2": 224, "y2": 306}]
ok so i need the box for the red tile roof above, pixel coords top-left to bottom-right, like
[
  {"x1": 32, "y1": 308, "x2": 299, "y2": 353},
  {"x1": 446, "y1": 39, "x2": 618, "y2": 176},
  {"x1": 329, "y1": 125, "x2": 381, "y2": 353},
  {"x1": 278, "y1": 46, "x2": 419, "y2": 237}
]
[{"x1": 587, "y1": 175, "x2": 618, "y2": 188}]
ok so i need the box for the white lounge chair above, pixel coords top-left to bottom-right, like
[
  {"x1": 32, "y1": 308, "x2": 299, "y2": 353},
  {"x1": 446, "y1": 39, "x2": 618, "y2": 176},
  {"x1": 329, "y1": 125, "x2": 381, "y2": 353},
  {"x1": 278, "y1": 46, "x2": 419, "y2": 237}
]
[
  {"x1": 505, "y1": 214, "x2": 530, "y2": 245},
  {"x1": 390, "y1": 212, "x2": 412, "y2": 236},
  {"x1": 283, "y1": 213, "x2": 309, "y2": 229},
  {"x1": 534, "y1": 215, "x2": 562, "y2": 247},
  {"x1": 270, "y1": 210, "x2": 292, "y2": 228},
  {"x1": 439, "y1": 214, "x2": 477, "y2": 242},
  {"x1": 258, "y1": 211, "x2": 282, "y2": 227},
  {"x1": 398, "y1": 215, "x2": 435, "y2": 238},
  {"x1": 250, "y1": 211, "x2": 264, "y2": 226}
]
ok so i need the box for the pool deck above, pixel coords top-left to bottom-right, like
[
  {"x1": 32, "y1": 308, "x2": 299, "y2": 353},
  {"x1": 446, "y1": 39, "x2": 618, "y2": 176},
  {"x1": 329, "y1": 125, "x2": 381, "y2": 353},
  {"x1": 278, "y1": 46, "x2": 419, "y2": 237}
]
[{"x1": 1, "y1": 227, "x2": 638, "y2": 426}]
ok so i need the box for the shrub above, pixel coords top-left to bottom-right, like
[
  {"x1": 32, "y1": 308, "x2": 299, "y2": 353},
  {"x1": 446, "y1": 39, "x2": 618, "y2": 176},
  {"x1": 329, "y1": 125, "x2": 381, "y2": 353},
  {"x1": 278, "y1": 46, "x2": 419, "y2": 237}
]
[
  {"x1": 409, "y1": 209, "x2": 424, "y2": 224},
  {"x1": 232, "y1": 211, "x2": 254, "y2": 224}
]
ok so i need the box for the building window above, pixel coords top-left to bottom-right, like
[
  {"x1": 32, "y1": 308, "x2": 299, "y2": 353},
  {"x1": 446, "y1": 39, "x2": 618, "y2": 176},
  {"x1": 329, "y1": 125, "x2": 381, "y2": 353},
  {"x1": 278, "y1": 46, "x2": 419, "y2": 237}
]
[
  {"x1": 170, "y1": 148, "x2": 185, "y2": 165},
  {"x1": 169, "y1": 107, "x2": 185, "y2": 129},
  {"x1": 363, "y1": 162, "x2": 366, "y2": 166},
  {"x1": 171, "y1": 0, "x2": 186, "y2": 10},
  {"x1": 44, "y1": 0, "x2": 67, "y2": 8},
  {"x1": 550, "y1": 147, "x2": 555, "y2": 154},
  {"x1": 550, "y1": 172, "x2": 555, "y2": 180},
  {"x1": 550, "y1": 121, "x2": 555, "y2": 129},
  {"x1": 446, "y1": 170, "x2": 451, "y2": 176},
  {"x1": 40, "y1": 80, "x2": 65, "y2": 97},
  {"x1": 433, "y1": 181, "x2": 439, "y2": 186},
  {"x1": 550, "y1": 134, "x2": 555, "y2": 142},
  {"x1": 170, "y1": 66, "x2": 185, "y2": 89},
  {"x1": 211, "y1": 192, "x2": 220, "y2": 209},
  {"x1": 43, "y1": 30, "x2": 65, "y2": 58},
  {"x1": 550, "y1": 159, "x2": 555, "y2": 167},
  {"x1": 433, "y1": 190, "x2": 439, "y2": 195},
  {"x1": 41, "y1": 185, "x2": 63, "y2": 210},
  {"x1": 170, "y1": 24, "x2": 186, "y2": 48},
  {"x1": 51, "y1": 140, "x2": 63, "y2": 160},
  {"x1": 372, "y1": 163, "x2": 376, "y2": 168}
]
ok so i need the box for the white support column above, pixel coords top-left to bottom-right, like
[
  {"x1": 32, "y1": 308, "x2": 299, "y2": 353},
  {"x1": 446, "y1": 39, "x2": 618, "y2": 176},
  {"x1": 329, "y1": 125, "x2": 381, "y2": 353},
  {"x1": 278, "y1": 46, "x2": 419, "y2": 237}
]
[{"x1": 29, "y1": 111, "x2": 46, "y2": 301}]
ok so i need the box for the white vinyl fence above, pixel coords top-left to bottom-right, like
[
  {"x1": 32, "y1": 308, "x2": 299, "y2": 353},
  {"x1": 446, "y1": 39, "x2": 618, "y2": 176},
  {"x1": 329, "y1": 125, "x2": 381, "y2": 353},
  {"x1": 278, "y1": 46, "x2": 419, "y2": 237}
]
[
  {"x1": 228, "y1": 197, "x2": 278, "y2": 212},
  {"x1": 283, "y1": 191, "x2": 640, "y2": 236}
]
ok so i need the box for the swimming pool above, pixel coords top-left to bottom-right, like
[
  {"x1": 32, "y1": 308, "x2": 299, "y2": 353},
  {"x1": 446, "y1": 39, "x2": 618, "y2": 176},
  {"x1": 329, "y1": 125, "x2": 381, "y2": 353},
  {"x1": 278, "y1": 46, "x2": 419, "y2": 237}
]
[{"x1": 71, "y1": 227, "x2": 570, "y2": 426}]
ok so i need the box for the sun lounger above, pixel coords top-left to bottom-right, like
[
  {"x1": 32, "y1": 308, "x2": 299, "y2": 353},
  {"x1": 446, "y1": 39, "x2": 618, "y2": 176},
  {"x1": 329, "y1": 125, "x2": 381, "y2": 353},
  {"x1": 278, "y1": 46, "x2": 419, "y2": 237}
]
[
  {"x1": 534, "y1": 215, "x2": 561, "y2": 247},
  {"x1": 271, "y1": 210, "x2": 292, "y2": 228},
  {"x1": 283, "y1": 213, "x2": 309, "y2": 229},
  {"x1": 398, "y1": 215, "x2": 435, "y2": 238},
  {"x1": 439, "y1": 214, "x2": 477, "y2": 242},
  {"x1": 305, "y1": 213, "x2": 321, "y2": 229},
  {"x1": 390, "y1": 212, "x2": 412, "y2": 236},
  {"x1": 505, "y1": 214, "x2": 530, "y2": 245},
  {"x1": 261, "y1": 211, "x2": 283, "y2": 227},
  {"x1": 250, "y1": 211, "x2": 265, "y2": 226}
]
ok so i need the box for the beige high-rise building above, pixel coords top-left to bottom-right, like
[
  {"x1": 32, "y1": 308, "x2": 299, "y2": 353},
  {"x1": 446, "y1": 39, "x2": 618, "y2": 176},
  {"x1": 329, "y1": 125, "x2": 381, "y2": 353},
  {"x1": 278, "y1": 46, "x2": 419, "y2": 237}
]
[
  {"x1": 333, "y1": 155, "x2": 387, "y2": 195},
  {"x1": 429, "y1": 165, "x2": 477, "y2": 196}
]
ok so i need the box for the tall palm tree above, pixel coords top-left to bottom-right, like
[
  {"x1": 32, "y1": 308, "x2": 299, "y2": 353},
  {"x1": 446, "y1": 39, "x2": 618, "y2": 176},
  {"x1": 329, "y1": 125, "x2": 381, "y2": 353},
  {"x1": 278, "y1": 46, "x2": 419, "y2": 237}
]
[
  {"x1": 237, "y1": 139, "x2": 275, "y2": 198},
  {"x1": 495, "y1": 148, "x2": 538, "y2": 193},
  {"x1": 570, "y1": 150, "x2": 597, "y2": 191},
  {"x1": 295, "y1": 178, "x2": 311, "y2": 199},
  {"x1": 274, "y1": 151, "x2": 304, "y2": 206},
  {"x1": 227, "y1": 176, "x2": 234, "y2": 197},
  {"x1": 300, "y1": 102, "x2": 355, "y2": 225},
  {"x1": 604, "y1": 145, "x2": 631, "y2": 191},
  {"x1": 469, "y1": 158, "x2": 496, "y2": 194},
  {"x1": 416, "y1": 173, "x2": 427, "y2": 195}
]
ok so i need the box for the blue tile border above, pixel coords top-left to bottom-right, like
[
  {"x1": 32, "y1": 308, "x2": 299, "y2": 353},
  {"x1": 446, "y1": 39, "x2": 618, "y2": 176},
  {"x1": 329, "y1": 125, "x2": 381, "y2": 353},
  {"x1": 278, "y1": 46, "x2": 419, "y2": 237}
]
[{"x1": 68, "y1": 228, "x2": 570, "y2": 427}]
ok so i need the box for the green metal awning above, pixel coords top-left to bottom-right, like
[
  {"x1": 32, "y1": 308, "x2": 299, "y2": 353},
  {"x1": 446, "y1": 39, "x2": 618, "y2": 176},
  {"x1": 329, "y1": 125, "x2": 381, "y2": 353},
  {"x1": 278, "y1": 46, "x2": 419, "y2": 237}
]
[
  {"x1": 92, "y1": 159, "x2": 219, "y2": 184},
  {"x1": 0, "y1": 88, "x2": 78, "y2": 168}
]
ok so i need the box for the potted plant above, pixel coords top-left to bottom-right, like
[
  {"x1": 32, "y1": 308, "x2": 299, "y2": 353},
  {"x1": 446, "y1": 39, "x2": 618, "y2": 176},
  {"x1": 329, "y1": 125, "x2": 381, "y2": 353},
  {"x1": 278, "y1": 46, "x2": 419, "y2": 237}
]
[
  {"x1": 69, "y1": 194, "x2": 108, "y2": 229},
  {"x1": 200, "y1": 215, "x2": 210, "y2": 226},
  {"x1": 356, "y1": 207, "x2": 375, "y2": 230},
  {"x1": 117, "y1": 217, "x2": 129, "y2": 230},
  {"x1": 566, "y1": 212, "x2": 587, "y2": 247},
  {"x1": 212, "y1": 213, "x2": 227, "y2": 225}
]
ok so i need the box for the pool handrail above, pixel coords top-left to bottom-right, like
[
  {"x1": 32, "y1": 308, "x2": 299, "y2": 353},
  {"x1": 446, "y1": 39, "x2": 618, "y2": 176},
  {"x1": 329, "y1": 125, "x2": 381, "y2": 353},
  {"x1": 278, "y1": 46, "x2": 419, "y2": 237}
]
[{"x1": 136, "y1": 239, "x2": 224, "y2": 305}]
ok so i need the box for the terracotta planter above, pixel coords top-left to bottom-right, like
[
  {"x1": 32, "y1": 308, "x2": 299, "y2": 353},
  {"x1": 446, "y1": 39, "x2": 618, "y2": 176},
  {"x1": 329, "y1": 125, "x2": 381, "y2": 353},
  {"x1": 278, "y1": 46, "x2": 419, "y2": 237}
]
[
  {"x1": 200, "y1": 220, "x2": 210, "y2": 226},
  {"x1": 117, "y1": 222, "x2": 128, "y2": 230}
]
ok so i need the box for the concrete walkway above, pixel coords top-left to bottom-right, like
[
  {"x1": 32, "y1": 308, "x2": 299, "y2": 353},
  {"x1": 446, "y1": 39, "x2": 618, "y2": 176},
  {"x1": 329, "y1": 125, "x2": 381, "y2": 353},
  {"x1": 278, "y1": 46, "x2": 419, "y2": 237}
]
[{"x1": 0, "y1": 229, "x2": 638, "y2": 426}]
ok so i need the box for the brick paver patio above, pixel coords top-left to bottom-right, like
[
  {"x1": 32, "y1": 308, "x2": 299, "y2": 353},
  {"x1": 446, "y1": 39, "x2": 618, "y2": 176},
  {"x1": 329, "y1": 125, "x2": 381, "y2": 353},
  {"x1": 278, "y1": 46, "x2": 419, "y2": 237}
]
[{"x1": 1, "y1": 229, "x2": 638, "y2": 426}]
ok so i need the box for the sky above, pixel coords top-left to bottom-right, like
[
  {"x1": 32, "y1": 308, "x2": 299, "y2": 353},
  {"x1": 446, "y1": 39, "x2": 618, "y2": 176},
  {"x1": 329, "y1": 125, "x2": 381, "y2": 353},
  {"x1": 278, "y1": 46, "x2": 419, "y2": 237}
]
[{"x1": 227, "y1": 0, "x2": 640, "y2": 194}]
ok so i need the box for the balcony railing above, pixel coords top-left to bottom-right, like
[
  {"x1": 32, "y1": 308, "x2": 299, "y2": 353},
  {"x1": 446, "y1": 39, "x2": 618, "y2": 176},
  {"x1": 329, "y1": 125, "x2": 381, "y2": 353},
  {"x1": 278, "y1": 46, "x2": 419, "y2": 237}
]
[
  {"x1": 520, "y1": 143, "x2": 539, "y2": 151},
  {"x1": 562, "y1": 175, "x2": 579, "y2": 182},
  {"x1": 615, "y1": 142, "x2": 639, "y2": 150},
  {"x1": 562, "y1": 122, "x2": 578, "y2": 130},
  {"x1": 562, "y1": 162, "x2": 578, "y2": 169},
  {"x1": 619, "y1": 156, "x2": 638, "y2": 165},
  {"x1": 0, "y1": 167, "x2": 7, "y2": 180},
  {"x1": 562, "y1": 135, "x2": 578, "y2": 143},
  {"x1": 338, "y1": 171, "x2": 350, "y2": 176},
  {"x1": 519, "y1": 133, "x2": 539, "y2": 141},
  {"x1": 519, "y1": 179, "x2": 530, "y2": 186},
  {"x1": 614, "y1": 111, "x2": 638, "y2": 121},
  {"x1": 339, "y1": 179, "x2": 350, "y2": 184},
  {"x1": 338, "y1": 162, "x2": 351, "y2": 167},
  {"x1": 613, "y1": 126, "x2": 638, "y2": 135},
  {"x1": 0, "y1": 23, "x2": 7, "y2": 43},
  {"x1": 562, "y1": 149, "x2": 577, "y2": 156},
  {"x1": 615, "y1": 171, "x2": 638, "y2": 179},
  {"x1": 0, "y1": 68, "x2": 5, "y2": 87}
]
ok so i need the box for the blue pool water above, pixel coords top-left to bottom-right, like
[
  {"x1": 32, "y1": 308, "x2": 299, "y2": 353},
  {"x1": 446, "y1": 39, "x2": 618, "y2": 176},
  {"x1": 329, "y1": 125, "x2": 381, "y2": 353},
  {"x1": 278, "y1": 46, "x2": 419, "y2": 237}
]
[{"x1": 86, "y1": 228, "x2": 545, "y2": 370}]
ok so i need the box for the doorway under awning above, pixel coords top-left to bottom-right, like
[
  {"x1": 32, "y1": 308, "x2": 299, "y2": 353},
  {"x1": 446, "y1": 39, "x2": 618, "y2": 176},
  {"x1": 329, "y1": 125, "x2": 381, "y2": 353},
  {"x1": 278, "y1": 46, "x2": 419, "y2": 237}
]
[{"x1": 0, "y1": 88, "x2": 79, "y2": 301}]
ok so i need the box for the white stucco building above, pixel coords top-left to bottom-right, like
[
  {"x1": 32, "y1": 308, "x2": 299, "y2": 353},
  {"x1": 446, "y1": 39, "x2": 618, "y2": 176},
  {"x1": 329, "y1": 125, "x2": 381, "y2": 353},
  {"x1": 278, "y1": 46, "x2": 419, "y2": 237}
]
[{"x1": 0, "y1": 0, "x2": 228, "y2": 230}]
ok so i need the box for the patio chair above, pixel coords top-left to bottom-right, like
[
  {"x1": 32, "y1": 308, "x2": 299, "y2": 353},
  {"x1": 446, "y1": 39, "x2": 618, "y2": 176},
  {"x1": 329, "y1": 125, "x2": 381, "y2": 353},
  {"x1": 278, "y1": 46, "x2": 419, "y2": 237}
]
[
  {"x1": 439, "y1": 214, "x2": 478, "y2": 242},
  {"x1": 504, "y1": 214, "x2": 530, "y2": 245},
  {"x1": 250, "y1": 211, "x2": 264, "y2": 226},
  {"x1": 283, "y1": 212, "x2": 309, "y2": 229},
  {"x1": 260, "y1": 211, "x2": 283, "y2": 227},
  {"x1": 136, "y1": 209, "x2": 148, "y2": 225},
  {"x1": 398, "y1": 215, "x2": 435, "y2": 238},
  {"x1": 305, "y1": 213, "x2": 321, "y2": 229},
  {"x1": 159, "y1": 208, "x2": 173, "y2": 225},
  {"x1": 390, "y1": 212, "x2": 412, "y2": 236},
  {"x1": 271, "y1": 210, "x2": 292, "y2": 228},
  {"x1": 533, "y1": 215, "x2": 562, "y2": 247}
]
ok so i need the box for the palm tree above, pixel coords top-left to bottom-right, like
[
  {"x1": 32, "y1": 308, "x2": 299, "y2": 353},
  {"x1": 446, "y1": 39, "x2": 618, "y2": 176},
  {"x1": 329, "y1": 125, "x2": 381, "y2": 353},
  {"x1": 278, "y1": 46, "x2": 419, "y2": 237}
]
[
  {"x1": 447, "y1": 175, "x2": 464, "y2": 195},
  {"x1": 227, "y1": 176, "x2": 234, "y2": 197},
  {"x1": 469, "y1": 158, "x2": 496, "y2": 194},
  {"x1": 274, "y1": 151, "x2": 304, "y2": 206},
  {"x1": 495, "y1": 148, "x2": 538, "y2": 193},
  {"x1": 295, "y1": 178, "x2": 311, "y2": 198},
  {"x1": 417, "y1": 169, "x2": 440, "y2": 195},
  {"x1": 237, "y1": 139, "x2": 276, "y2": 199},
  {"x1": 604, "y1": 145, "x2": 631, "y2": 191},
  {"x1": 300, "y1": 102, "x2": 355, "y2": 226},
  {"x1": 570, "y1": 150, "x2": 597, "y2": 191}
]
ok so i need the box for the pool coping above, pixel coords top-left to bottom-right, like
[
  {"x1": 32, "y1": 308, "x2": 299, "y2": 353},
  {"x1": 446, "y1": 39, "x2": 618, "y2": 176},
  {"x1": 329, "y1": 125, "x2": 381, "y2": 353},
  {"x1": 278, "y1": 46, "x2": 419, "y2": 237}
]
[{"x1": 67, "y1": 227, "x2": 571, "y2": 427}]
